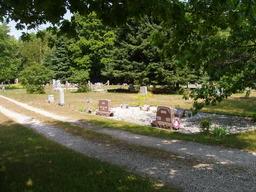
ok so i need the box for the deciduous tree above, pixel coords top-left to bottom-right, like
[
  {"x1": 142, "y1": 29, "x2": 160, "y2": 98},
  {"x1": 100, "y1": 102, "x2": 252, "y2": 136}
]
[{"x1": 0, "y1": 23, "x2": 20, "y2": 83}]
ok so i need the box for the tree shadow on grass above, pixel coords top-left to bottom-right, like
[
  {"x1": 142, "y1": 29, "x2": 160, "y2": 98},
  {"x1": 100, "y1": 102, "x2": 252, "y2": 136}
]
[{"x1": 0, "y1": 119, "x2": 181, "y2": 192}]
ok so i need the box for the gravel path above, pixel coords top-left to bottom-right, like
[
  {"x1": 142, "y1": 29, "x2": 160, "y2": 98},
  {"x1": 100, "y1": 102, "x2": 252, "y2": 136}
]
[{"x1": 0, "y1": 95, "x2": 256, "y2": 191}]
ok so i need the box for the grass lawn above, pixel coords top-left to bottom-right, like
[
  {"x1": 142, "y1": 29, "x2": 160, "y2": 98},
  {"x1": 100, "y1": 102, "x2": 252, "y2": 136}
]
[
  {"x1": 0, "y1": 114, "x2": 179, "y2": 192},
  {"x1": 0, "y1": 87, "x2": 256, "y2": 152}
]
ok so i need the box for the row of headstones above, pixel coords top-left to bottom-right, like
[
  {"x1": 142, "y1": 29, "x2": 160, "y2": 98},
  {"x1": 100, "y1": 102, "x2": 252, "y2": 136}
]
[
  {"x1": 48, "y1": 89, "x2": 64, "y2": 105},
  {"x1": 88, "y1": 80, "x2": 110, "y2": 92},
  {"x1": 96, "y1": 99, "x2": 182, "y2": 129}
]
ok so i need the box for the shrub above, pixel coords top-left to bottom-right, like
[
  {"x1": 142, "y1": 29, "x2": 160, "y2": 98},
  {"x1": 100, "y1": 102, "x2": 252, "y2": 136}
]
[
  {"x1": 199, "y1": 118, "x2": 212, "y2": 134},
  {"x1": 69, "y1": 70, "x2": 89, "y2": 93},
  {"x1": 19, "y1": 64, "x2": 53, "y2": 94},
  {"x1": 211, "y1": 127, "x2": 227, "y2": 138},
  {"x1": 7, "y1": 84, "x2": 23, "y2": 89}
]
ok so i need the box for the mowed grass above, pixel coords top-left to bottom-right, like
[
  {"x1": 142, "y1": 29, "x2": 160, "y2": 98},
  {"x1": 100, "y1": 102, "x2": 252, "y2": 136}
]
[
  {"x1": 0, "y1": 87, "x2": 256, "y2": 152},
  {"x1": 0, "y1": 115, "x2": 179, "y2": 192}
]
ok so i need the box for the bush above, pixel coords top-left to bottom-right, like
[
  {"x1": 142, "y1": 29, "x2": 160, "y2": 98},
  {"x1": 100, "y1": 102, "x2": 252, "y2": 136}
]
[
  {"x1": 211, "y1": 127, "x2": 227, "y2": 138},
  {"x1": 7, "y1": 84, "x2": 23, "y2": 89},
  {"x1": 77, "y1": 84, "x2": 89, "y2": 92},
  {"x1": 69, "y1": 70, "x2": 89, "y2": 93},
  {"x1": 199, "y1": 118, "x2": 212, "y2": 134},
  {"x1": 19, "y1": 64, "x2": 53, "y2": 94}
]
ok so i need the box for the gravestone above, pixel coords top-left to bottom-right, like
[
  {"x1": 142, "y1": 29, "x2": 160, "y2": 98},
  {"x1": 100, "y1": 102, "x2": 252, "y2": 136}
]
[
  {"x1": 48, "y1": 95, "x2": 54, "y2": 103},
  {"x1": 151, "y1": 106, "x2": 174, "y2": 129},
  {"x1": 96, "y1": 99, "x2": 113, "y2": 116},
  {"x1": 59, "y1": 89, "x2": 65, "y2": 106},
  {"x1": 128, "y1": 84, "x2": 135, "y2": 91},
  {"x1": 56, "y1": 80, "x2": 61, "y2": 88},
  {"x1": 65, "y1": 81, "x2": 69, "y2": 87},
  {"x1": 140, "y1": 86, "x2": 148, "y2": 96},
  {"x1": 52, "y1": 79, "x2": 56, "y2": 88},
  {"x1": 14, "y1": 78, "x2": 19, "y2": 84}
]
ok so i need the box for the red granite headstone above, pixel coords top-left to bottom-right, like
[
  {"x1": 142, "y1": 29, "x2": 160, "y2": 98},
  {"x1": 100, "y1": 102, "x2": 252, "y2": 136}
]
[
  {"x1": 151, "y1": 106, "x2": 174, "y2": 129},
  {"x1": 96, "y1": 99, "x2": 113, "y2": 116}
]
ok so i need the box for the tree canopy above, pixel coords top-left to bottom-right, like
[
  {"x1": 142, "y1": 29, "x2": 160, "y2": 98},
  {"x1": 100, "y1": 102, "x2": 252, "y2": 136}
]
[
  {"x1": 0, "y1": 23, "x2": 20, "y2": 83},
  {"x1": 0, "y1": 0, "x2": 255, "y2": 109}
]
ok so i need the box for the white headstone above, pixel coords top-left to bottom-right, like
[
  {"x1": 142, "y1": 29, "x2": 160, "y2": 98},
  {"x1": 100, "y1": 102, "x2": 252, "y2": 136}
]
[
  {"x1": 52, "y1": 79, "x2": 56, "y2": 88},
  {"x1": 140, "y1": 86, "x2": 148, "y2": 96},
  {"x1": 59, "y1": 89, "x2": 65, "y2": 105},
  {"x1": 56, "y1": 80, "x2": 61, "y2": 88},
  {"x1": 48, "y1": 95, "x2": 54, "y2": 103},
  {"x1": 14, "y1": 78, "x2": 19, "y2": 84}
]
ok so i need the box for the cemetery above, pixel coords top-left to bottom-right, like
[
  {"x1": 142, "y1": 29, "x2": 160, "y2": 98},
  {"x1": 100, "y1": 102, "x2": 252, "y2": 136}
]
[
  {"x1": 2, "y1": 83, "x2": 255, "y2": 136},
  {"x1": 0, "y1": 1, "x2": 256, "y2": 191}
]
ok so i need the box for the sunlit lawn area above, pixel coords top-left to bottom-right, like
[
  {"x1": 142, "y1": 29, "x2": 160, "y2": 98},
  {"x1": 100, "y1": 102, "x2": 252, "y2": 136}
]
[
  {"x1": 0, "y1": 86, "x2": 256, "y2": 152},
  {"x1": 0, "y1": 115, "x2": 179, "y2": 192}
]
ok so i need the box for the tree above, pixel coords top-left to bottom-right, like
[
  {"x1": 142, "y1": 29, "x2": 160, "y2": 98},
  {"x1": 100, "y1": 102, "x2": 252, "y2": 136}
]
[
  {"x1": 69, "y1": 70, "x2": 90, "y2": 92},
  {"x1": 0, "y1": 23, "x2": 20, "y2": 83},
  {"x1": 1, "y1": 0, "x2": 255, "y2": 109},
  {"x1": 102, "y1": 17, "x2": 201, "y2": 89},
  {"x1": 0, "y1": 0, "x2": 182, "y2": 29},
  {"x1": 19, "y1": 64, "x2": 53, "y2": 94},
  {"x1": 43, "y1": 36, "x2": 72, "y2": 82},
  {"x1": 68, "y1": 13, "x2": 115, "y2": 82},
  {"x1": 20, "y1": 32, "x2": 52, "y2": 68}
]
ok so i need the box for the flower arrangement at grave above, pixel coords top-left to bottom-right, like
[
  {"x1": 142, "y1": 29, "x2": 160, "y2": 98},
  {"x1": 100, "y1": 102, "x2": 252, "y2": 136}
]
[
  {"x1": 172, "y1": 118, "x2": 181, "y2": 130},
  {"x1": 140, "y1": 105, "x2": 150, "y2": 111}
]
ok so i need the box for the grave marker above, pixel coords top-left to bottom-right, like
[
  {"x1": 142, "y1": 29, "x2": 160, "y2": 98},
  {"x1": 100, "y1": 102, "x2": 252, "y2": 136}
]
[
  {"x1": 59, "y1": 89, "x2": 65, "y2": 106},
  {"x1": 14, "y1": 78, "x2": 19, "y2": 84},
  {"x1": 52, "y1": 79, "x2": 56, "y2": 88},
  {"x1": 151, "y1": 106, "x2": 175, "y2": 129},
  {"x1": 96, "y1": 99, "x2": 113, "y2": 116},
  {"x1": 140, "y1": 86, "x2": 148, "y2": 96},
  {"x1": 48, "y1": 95, "x2": 54, "y2": 103}
]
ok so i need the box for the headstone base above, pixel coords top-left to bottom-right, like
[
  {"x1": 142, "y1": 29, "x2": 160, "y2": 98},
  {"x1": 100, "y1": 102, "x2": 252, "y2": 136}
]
[
  {"x1": 96, "y1": 111, "x2": 113, "y2": 116},
  {"x1": 151, "y1": 120, "x2": 174, "y2": 129}
]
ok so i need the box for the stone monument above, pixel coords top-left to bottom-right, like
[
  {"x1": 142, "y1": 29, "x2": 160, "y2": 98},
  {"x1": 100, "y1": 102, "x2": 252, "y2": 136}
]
[
  {"x1": 151, "y1": 106, "x2": 175, "y2": 129},
  {"x1": 140, "y1": 86, "x2": 148, "y2": 96},
  {"x1": 96, "y1": 99, "x2": 113, "y2": 116},
  {"x1": 59, "y1": 89, "x2": 65, "y2": 106}
]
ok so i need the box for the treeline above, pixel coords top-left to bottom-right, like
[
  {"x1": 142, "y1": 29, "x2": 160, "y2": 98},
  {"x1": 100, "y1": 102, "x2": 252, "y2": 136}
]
[{"x1": 1, "y1": 13, "x2": 208, "y2": 93}]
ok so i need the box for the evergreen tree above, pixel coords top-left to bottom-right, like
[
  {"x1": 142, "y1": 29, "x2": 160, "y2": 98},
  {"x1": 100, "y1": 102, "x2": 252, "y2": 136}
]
[
  {"x1": 102, "y1": 17, "x2": 200, "y2": 89},
  {"x1": 43, "y1": 36, "x2": 71, "y2": 82}
]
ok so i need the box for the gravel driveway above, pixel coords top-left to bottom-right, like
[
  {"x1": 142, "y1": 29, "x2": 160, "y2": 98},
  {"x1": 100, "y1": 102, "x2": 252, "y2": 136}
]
[{"x1": 0, "y1": 95, "x2": 256, "y2": 192}]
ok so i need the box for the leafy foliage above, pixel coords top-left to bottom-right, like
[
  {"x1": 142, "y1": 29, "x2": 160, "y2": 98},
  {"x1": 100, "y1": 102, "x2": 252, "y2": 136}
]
[
  {"x1": 20, "y1": 32, "x2": 52, "y2": 68},
  {"x1": 1, "y1": 0, "x2": 255, "y2": 111},
  {"x1": 0, "y1": 23, "x2": 21, "y2": 83},
  {"x1": 68, "y1": 13, "x2": 115, "y2": 82},
  {"x1": 69, "y1": 70, "x2": 89, "y2": 92},
  {"x1": 19, "y1": 64, "x2": 53, "y2": 94}
]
